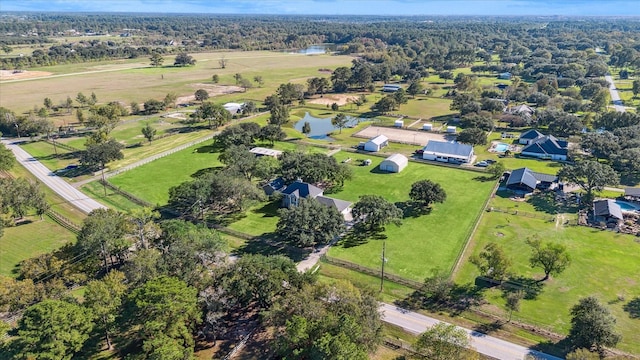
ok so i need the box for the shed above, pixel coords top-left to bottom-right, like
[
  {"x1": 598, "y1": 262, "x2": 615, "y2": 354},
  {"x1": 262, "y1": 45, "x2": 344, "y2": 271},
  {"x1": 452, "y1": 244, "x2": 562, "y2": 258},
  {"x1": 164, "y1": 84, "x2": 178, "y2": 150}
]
[
  {"x1": 394, "y1": 119, "x2": 404, "y2": 128},
  {"x1": 379, "y1": 153, "x2": 408, "y2": 173},
  {"x1": 423, "y1": 123, "x2": 433, "y2": 131},
  {"x1": 593, "y1": 199, "x2": 623, "y2": 224},
  {"x1": 364, "y1": 134, "x2": 389, "y2": 152},
  {"x1": 498, "y1": 72, "x2": 512, "y2": 80},
  {"x1": 250, "y1": 147, "x2": 283, "y2": 158},
  {"x1": 383, "y1": 84, "x2": 402, "y2": 92},
  {"x1": 446, "y1": 126, "x2": 457, "y2": 134}
]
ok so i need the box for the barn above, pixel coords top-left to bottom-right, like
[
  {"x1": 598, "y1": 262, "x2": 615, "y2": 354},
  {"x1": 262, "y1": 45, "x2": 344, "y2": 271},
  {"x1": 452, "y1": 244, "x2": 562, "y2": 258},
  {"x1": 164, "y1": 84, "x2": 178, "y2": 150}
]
[
  {"x1": 379, "y1": 153, "x2": 408, "y2": 173},
  {"x1": 422, "y1": 140, "x2": 474, "y2": 164},
  {"x1": 364, "y1": 134, "x2": 389, "y2": 152}
]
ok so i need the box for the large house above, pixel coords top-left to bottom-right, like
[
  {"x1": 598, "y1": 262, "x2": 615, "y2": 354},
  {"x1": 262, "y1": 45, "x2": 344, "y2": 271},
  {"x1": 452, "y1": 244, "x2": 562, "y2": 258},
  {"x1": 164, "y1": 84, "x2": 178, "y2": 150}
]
[
  {"x1": 279, "y1": 180, "x2": 353, "y2": 219},
  {"x1": 379, "y1": 153, "x2": 408, "y2": 173},
  {"x1": 505, "y1": 168, "x2": 558, "y2": 194},
  {"x1": 364, "y1": 135, "x2": 389, "y2": 152},
  {"x1": 520, "y1": 134, "x2": 568, "y2": 161},
  {"x1": 518, "y1": 129, "x2": 544, "y2": 145},
  {"x1": 422, "y1": 140, "x2": 474, "y2": 164}
]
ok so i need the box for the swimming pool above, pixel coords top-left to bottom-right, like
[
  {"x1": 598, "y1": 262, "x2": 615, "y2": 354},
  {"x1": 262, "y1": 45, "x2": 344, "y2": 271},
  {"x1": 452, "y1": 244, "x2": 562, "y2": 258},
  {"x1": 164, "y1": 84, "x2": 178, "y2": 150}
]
[
  {"x1": 495, "y1": 143, "x2": 509, "y2": 152},
  {"x1": 615, "y1": 200, "x2": 639, "y2": 212}
]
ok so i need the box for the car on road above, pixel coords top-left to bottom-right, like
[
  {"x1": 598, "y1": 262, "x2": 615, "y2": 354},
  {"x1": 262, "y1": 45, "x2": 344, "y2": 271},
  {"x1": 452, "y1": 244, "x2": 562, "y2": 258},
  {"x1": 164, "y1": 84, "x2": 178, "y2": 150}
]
[{"x1": 475, "y1": 161, "x2": 489, "y2": 167}]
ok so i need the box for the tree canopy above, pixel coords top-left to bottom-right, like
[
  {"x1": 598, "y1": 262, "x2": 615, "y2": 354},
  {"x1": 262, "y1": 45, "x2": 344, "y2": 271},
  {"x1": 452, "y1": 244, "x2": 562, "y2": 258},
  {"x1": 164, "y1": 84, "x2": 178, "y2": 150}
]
[
  {"x1": 569, "y1": 296, "x2": 621, "y2": 354},
  {"x1": 409, "y1": 179, "x2": 447, "y2": 209},
  {"x1": 352, "y1": 194, "x2": 402, "y2": 231},
  {"x1": 277, "y1": 198, "x2": 346, "y2": 248}
]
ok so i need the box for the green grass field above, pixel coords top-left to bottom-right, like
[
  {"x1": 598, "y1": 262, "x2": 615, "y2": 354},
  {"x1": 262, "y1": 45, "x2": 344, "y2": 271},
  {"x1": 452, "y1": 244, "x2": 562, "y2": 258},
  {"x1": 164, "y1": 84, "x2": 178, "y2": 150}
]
[
  {"x1": 0, "y1": 217, "x2": 76, "y2": 277},
  {"x1": 108, "y1": 142, "x2": 223, "y2": 205},
  {"x1": 327, "y1": 151, "x2": 495, "y2": 281},
  {"x1": 454, "y1": 197, "x2": 640, "y2": 354}
]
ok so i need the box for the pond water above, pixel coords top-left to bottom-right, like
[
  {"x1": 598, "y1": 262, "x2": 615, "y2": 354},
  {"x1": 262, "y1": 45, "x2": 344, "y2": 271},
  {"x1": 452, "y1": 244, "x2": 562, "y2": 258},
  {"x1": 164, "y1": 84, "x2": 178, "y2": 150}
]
[{"x1": 294, "y1": 112, "x2": 361, "y2": 140}]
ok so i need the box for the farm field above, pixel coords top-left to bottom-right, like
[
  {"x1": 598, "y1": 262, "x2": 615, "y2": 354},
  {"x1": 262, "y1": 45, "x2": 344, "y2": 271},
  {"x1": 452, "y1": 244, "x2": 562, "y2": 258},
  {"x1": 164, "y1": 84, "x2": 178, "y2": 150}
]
[
  {"x1": 454, "y1": 194, "x2": 640, "y2": 354},
  {"x1": 327, "y1": 151, "x2": 495, "y2": 281},
  {"x1": 0, "y1": 51, "x2": 354, "y2": 114},
  {"x1": 0, "y1": 217, "x2": 76, "y2": 277}
]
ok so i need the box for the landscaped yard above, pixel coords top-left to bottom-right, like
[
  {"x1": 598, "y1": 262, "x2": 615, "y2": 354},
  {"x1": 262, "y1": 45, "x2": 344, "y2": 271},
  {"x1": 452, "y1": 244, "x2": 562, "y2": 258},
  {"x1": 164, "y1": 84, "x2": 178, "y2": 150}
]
[
  {"x1": 0, "y1": 217, "x2": 76, "y2": 277},
  {"x1": 327, "y1": 151, "x2": 495, "y2": 281},
  {"x1": 454, "y1": 196, "x2": 640, "y2": 354}
]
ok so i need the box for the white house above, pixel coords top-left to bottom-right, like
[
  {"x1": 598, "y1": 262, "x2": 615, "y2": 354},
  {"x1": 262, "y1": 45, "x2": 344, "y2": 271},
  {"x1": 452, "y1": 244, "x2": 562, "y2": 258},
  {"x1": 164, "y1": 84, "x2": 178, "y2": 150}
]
[
  {"x1": 316, "y1": 196, "x2": 353, "y2": 220},
  {"x1": 520, "y1": 135, "x2": 568, "y2": 161},
  {"x1": 518, "y1": 129, "x2": 544, "y2": 145},
  {"x1": 422, "y1": 140, "x2": 474, "y2": 164},
  {"x1": 364, "y1": 134, "x2": 389, "y2": 152},
  {"x1": 379, "y1": 153, "x2": 408, "y2": 173}
]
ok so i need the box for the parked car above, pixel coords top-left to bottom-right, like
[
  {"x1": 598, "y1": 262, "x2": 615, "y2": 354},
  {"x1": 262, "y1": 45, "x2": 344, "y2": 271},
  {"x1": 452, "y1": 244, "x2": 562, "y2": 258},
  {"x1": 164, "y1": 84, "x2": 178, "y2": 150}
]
[{"x1": 475, "y1": 161, "x2": 489, "y2": 167}]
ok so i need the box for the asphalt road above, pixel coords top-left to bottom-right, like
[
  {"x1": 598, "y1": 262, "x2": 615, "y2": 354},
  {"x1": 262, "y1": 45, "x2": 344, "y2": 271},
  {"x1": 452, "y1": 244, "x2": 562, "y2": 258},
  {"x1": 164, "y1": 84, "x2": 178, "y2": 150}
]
[
  {"x1": 2, "y1": 139, "x2": 106, "y2": 214},
  {"x1": 605, "y1": 74, "x2": 626, "y2": 112},
  {"x1": 380, "y1": 303, "x2": 563, "y2": 360}
]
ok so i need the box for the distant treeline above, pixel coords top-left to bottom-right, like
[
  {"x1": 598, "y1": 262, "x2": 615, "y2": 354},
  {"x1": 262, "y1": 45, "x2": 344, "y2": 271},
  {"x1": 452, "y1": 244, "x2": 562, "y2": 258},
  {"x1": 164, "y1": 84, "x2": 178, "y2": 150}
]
[{"x1": 1, "y1": 13, "x2": 640, "y2": 70}]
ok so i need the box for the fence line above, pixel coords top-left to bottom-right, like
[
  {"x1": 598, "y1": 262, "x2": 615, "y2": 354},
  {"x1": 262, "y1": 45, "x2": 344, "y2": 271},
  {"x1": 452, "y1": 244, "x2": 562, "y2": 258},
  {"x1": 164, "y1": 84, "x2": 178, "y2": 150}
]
[
  {"x1": 99, "y1": 180, "x2": 153, "y2": 207},
  {"x1": 221, "y1": 329, "x2": 255, "y2": 360},
  {"x1": 46, "y1": 209, "x2": 81, "y2": 234},
  {"x1": 104, "y1": 134, "x2": 215, "y2": 179},
  {"x1": 450, "y1": 179, "x2": 500, "y2": 277},
  {"x1": 487, "y1": 206, "x2": 555, "y2": 221},
  {"x1": 321, "y1": 255, "x2": 423, "y2": 290},
  {"x1": 42, "y1": 139, "x2": 81, "y2": 152}
]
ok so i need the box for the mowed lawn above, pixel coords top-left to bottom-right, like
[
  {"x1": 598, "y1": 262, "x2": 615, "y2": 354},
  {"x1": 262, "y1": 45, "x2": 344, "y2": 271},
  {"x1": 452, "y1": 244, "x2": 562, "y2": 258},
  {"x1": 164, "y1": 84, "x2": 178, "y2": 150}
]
[
  {"x1": 454, "y1": 209, "x2": 640, "y2": 354},
  {"x1": 108, "y1": 142, "x2": 223, "y2": 205},
  {"x1": 328, "y1": 151, "x2": 495, "y2": 281},
  {"x1": 0, "y1": 217, "x2": 76, "y2": 277}
]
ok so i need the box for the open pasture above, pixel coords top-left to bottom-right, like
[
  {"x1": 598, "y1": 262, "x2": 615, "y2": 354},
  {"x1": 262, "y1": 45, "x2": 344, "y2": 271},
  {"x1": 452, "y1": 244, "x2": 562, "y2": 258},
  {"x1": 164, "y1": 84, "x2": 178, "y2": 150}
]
[{"x1": 327, "y1": 151, "x2": 495, "y2": 281}]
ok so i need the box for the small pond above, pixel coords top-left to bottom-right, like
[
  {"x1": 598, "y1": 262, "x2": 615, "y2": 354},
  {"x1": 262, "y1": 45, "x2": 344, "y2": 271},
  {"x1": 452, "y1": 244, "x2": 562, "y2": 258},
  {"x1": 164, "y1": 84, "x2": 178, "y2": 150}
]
[
  {"x1": 294, "y1": 112, "x2": 361, "y2": 140},
  {"x1": 293, "y1": 44, "x2": 336, "y2": 55}
]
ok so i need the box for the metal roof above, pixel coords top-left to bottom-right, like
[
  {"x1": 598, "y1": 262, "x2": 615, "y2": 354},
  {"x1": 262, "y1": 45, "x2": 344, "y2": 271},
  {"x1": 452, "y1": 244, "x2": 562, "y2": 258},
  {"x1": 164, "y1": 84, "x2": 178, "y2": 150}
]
[
  {"x1": 593, "y1": 199, "x2": 623, "y2": 220},
  {"x1": 422, "y1": 140, "x2": 473, "y2": 157},
  {"x1": 250, "y1": 147, "x2": 283, "y2": 157},
  {"x1": 368, "y1": 134, "x2": 389, "y2": 146},
  {"x1": 625, "y1": 188, "x2": 640, "y2": 197},
  {"x1": 316, "y1": 196, "x2": 352, "y2": 213},
  {"x1": 506, "y1": 168, "x2": 538, "y2": 191},
  {"x1": 382, "y1": 153, "x2": 408, "y2": 166},
  {"x1": 519, "y1": 129, "x2": 544, "y2": 140},
  {"x1": 281, "y1": 181, "x2": 323, "y2": 199},
  {"x1": 521, "y1": 135, "x2": 568, "y2": 156}
]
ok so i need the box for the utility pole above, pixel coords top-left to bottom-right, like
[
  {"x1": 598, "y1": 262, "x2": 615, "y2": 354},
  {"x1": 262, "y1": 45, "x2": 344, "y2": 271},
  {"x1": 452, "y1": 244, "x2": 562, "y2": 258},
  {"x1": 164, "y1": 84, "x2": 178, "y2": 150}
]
[{"x1": 380, "y1": 240, "x2": 386, "y2": 292}]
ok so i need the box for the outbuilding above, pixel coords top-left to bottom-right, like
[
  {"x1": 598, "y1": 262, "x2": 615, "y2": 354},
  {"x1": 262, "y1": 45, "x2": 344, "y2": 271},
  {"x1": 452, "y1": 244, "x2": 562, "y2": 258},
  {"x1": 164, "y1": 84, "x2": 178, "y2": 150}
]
[
  {"x1": 379, "y1": 153, "x2": 408, "y2": 173},
  {"x1": 364, "y1": 134, "x2": 389, "y2": 152},
  {"x1": 423, "y1": 123, "x2": 433, "y2": 131},
  {"x1": 382, "y1": 84, "x2": 402, "y2": 92},
  {"x1": 422, "y1": 140, "x2": 474, "y2": 164},
  {"x1": 394, "y1": 119, "x2": 404, "y2": 128},
  {"x1": 446, "y1": 126, "x2": 456, "y2": 134}
]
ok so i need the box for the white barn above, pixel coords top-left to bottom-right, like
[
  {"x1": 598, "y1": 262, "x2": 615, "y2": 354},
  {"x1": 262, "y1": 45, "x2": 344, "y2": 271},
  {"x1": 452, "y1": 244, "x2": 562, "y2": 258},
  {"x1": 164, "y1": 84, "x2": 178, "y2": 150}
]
[
  {"x1": 379, "y1": 153, "x2": 408, "y2": 173},
  {"x1": 422, "y1": 140, "x2": 474, "y2": 164},
  {"x1": 394, "y1": 119, "x2": 404, "y2": 128},
  {"x1": 423, "y1": 123, "x2": 433, "y2": 131},
  {"x1": 364, "y1": 134, "x2": 389, "y2": 152}
]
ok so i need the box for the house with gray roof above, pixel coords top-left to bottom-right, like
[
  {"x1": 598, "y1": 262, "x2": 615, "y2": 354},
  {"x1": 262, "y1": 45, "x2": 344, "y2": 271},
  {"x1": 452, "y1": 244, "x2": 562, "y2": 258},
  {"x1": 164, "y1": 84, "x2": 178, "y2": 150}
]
[
  {"x1": 518, "y1": 129, "x2": 544, "y2": 145},
  {"x1": 505, "y1": 168, "x2": 558, "y2": 194},
  {"x1": 593, "y1": 199, "x2": 623, "y2": 225},
  {"x1": 281, "y1": 180, "x2": 324, "y2": 208},
  {"x1": 521, "y1": 135, "x2": 568, "y2": 161},
  {"x1": 422, "y1": 140, "x2": 474, "y2": 164},
  {"x1": 316, "y1": 196, "x2": 353, "y2": 220}
]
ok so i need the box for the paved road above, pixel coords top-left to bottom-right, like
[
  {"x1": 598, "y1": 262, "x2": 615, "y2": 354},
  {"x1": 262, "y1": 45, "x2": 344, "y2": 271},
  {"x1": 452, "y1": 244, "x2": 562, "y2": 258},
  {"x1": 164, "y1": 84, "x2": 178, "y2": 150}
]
[
  {"x1": 380, "y1": 303, "x2": 562, "y2": 360},
  {"x1": 605, "y1": 74, "x2": 626, "y2": 112},
  {"x1": 2, "y1": 139, "x2": 106, "y2": 214}
]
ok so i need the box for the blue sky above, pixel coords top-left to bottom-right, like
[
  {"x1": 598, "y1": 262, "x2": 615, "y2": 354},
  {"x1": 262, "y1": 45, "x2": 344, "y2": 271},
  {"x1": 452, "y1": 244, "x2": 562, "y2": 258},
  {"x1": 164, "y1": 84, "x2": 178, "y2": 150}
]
[{"x1": 1, "y1": 0, "x2": 639, "y2": 16}]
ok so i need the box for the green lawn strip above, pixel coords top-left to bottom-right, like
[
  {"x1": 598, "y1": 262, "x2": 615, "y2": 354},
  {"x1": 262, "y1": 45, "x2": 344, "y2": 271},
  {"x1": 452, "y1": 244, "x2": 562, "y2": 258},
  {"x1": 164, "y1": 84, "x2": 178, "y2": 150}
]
[
  {"x1": 226, "y1": 201, "x2": 280, "y2": 236},
  {"x1": 108, "y1": 142, "x2": 223, "y2": 205},
  {"x1": 56, "y1": 137, "x2": 87, "y2": 150},
  {"x1": 79, "y1": 181, "x2": 142, "y2": 213},
  {"x1": 318, "y1": 263, "x2": 414, "y2": 304},
  {"x1": 454, "y1": 208, "x2": 640, "y2": 354},
  {"x1": 327, "y1": 151, "x2": 495, "y2": 281},
  {"x1": 19, "y1": 141, "x2": 78, "y2": 171},
  {"x1": 0, "y1": 217, "x2": 76, "y2": 277}
]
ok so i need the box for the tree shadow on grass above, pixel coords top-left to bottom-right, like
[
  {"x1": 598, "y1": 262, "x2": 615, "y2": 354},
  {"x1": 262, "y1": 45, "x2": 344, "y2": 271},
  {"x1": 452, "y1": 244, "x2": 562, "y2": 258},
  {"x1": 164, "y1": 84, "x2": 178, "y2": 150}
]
[
  {"x1": 338, "y1": 225, "x2": 387, "y2": 248},
  {"x1": 623, "y1": 297, "x2": 640, "y2": 319},
  {"x1": 194, "y1": 143, "x2": 223, "y2": 154},
  {"x1": 473, "y1": 320, "x2": 504, "y2": 335},
  {"x1": 503, "y1": 276, "x2": 545, "y2": 300},
  {"x1": 234, "y1": 233, "x2": 310, "y2": 262},
  {"x1": 473, "y1": 175, "x2": 497, "y2": 182},
  {"x1": 190, "y1": 166, "x2": 224, "y2": 178},
  {"x1": 395, "y1": 201, "x2": 431, "y2": 218},
  {"x1": 396, "y1": 282, "x2": 485, "y2": 316},
  {"x1": 530, "y1": 337, "x2": 572, "y2": 359},
  {"x1": 527, "y1": 192, "x2": 560, "y2": 214}
]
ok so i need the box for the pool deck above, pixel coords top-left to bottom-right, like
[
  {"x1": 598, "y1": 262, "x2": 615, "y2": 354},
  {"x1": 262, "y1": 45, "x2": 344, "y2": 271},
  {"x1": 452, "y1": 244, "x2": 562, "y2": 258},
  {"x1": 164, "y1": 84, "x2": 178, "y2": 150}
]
[{"x1": 488, "y1": 140, "x2": 521, "y2": 153}]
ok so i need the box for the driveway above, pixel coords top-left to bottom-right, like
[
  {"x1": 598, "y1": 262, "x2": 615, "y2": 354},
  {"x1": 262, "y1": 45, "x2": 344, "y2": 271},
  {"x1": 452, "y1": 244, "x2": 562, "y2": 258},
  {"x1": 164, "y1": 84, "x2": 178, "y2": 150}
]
[
  {"x1": 2, "y1": 139, "x2": 106, "y2": 214},
  {"x1": 605, "y1": 74, "x2": 626, "y2": 112}
]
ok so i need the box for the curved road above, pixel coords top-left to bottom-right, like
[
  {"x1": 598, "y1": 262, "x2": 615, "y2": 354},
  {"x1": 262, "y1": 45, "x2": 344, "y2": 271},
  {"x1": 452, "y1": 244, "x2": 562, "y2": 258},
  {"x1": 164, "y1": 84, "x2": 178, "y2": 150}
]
[
  {"x1": 605, "y1": 74, "x2": 626, "y2": 112},
  {"x1": 1, "y1": 139, "x2": 106, "y2": 214}
]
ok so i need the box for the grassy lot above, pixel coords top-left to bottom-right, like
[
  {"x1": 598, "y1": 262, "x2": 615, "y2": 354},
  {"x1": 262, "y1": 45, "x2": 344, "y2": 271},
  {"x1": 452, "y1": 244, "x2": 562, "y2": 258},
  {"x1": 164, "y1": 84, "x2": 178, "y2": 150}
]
[
  {"x1": 19, "y1": 140, "x2": 80, "y2": 172},
  {"x1": 327, "y1": 151, "x2": 495, "y2": 281},
  {"x1": 454, "y1": 196, "x2": 640, "y2": 354},
  {"x1": 80, "y1": 181, "x2": 142, "y2": 213},
  {"x1": 0, "y1": 217, "x2": 76, "y2": 277},
  {"x1": 108, "y1": 142, "x2": 223, "y2": 206},
  {"x1": 1, "y1": 51, "x2": 353, "y2": 114}
]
